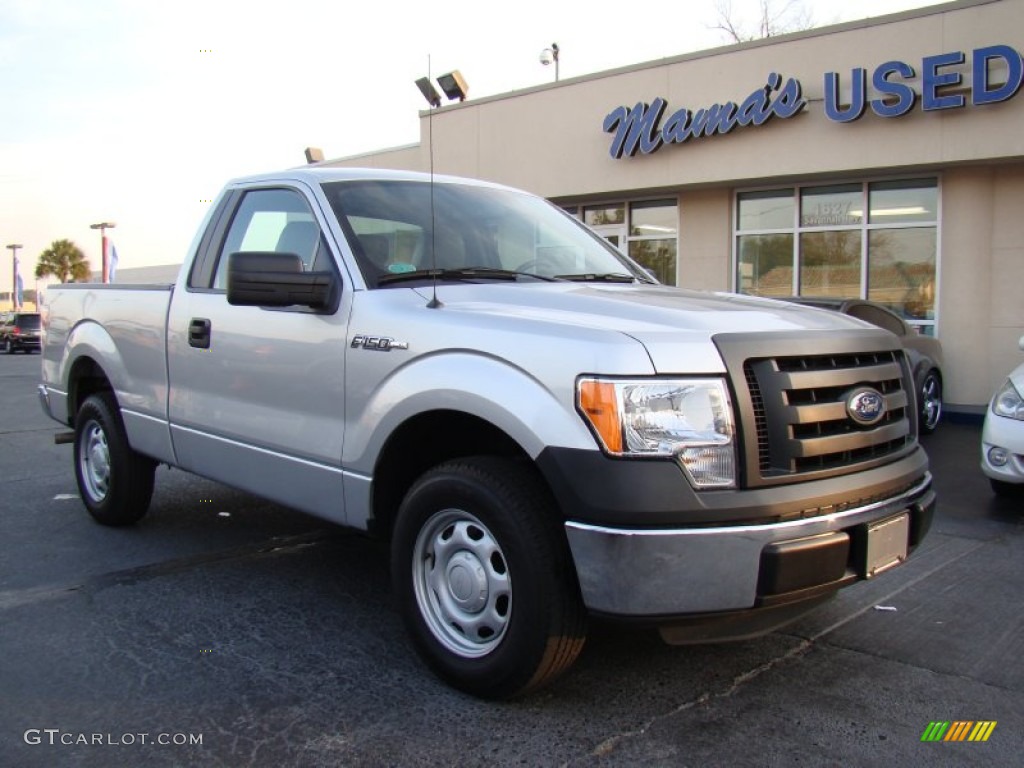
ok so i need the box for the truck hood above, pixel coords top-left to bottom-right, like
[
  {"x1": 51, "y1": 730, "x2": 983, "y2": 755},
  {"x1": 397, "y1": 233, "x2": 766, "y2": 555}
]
[{"x1": 412, "y1": 283, "x2": 873, "y2": 373}]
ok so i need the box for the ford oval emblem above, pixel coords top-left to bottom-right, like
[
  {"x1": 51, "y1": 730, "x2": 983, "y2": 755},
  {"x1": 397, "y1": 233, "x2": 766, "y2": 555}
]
[{"x1": 846, "y1": 387, "x2": 887, "y2": 426}]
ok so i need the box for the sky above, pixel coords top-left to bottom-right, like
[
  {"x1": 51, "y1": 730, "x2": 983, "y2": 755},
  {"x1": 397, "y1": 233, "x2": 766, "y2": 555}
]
[{"x1": 0, "y1": 0, "x2": 947, "y2": 297}]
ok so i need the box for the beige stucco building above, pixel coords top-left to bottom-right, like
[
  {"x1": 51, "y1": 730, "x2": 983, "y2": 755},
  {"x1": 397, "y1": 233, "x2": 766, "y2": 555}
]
[{"x1": 326, "y1": 0, "x2": 1024, "y2": 415}]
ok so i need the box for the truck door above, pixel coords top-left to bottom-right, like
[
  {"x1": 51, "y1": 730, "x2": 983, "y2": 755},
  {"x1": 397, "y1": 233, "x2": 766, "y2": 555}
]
[{"x1": 166, "y1": 185, "x2": 351, "y2": 525}]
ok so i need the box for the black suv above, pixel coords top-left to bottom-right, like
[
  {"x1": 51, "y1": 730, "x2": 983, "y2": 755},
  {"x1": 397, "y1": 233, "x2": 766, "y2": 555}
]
[{"x1": 1, "y1": 312, "x2": 42, "y2": 354}]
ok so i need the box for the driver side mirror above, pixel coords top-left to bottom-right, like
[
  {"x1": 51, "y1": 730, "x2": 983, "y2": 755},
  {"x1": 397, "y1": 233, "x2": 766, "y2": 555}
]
[{"x1": 227, "y1": 252, "x2": 337, "y2": 311}]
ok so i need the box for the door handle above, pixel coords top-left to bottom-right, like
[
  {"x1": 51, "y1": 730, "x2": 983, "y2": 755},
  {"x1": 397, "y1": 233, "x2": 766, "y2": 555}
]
[{"x1": 188, "y1": 318, "x2": 212, "y2": 349}]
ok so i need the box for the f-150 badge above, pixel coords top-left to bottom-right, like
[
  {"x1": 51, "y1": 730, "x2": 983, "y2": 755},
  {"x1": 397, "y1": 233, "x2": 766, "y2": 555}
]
[{"x1": 351, "y1": 335, "x2": 409, "y2": 351}]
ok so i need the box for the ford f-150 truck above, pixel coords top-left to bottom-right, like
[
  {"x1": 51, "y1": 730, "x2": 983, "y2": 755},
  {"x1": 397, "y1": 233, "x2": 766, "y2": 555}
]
[{"x1": 39, "y1": 167, "x2": 935, "y2": 698}]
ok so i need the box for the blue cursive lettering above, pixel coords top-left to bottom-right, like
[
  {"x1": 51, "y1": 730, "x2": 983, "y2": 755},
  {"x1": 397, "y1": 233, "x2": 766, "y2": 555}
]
[
  {"x1": 603, "y1": 99, "x2": 666, "y2": 159},
  {"x1": 603, "y1": 74, "x2": 806, "y2": 159}
]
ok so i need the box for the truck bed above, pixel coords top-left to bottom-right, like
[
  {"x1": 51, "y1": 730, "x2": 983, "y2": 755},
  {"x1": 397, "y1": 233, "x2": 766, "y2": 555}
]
[{"x1": 40, "y1": 283, "x2": 175, "y2": 463}]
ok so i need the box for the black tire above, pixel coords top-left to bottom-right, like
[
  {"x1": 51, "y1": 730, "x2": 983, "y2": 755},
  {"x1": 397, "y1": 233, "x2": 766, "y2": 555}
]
[
  {"x1": 391, "y1": 457, "x2": 587, "y2": 699},
  {"x1": 991, "y1": 479, "x2": 1024, "y2": 499},
  {"x1": 73, "y1": 392, "x2": 156, "y2": 526},
  {"x1": 919, "y1": 370, "x2": 942, "y2": 434}
]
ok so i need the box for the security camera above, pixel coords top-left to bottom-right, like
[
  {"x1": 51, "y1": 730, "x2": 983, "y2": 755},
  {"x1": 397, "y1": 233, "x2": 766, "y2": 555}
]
[{"x1": 540, "y1": 48, "x2": 554, "y2": 66}]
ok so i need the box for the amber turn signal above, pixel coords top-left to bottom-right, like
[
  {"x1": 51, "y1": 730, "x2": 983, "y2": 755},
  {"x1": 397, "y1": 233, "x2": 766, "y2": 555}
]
[{"x1": 578, "y1": 379, "x2": 623, "y2": 453}]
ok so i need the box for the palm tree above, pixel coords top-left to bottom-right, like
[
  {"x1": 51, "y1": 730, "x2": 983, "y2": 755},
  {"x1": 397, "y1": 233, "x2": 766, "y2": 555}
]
[{"x1": 35, "y1": 239, "x2": 91, "y2": 284}]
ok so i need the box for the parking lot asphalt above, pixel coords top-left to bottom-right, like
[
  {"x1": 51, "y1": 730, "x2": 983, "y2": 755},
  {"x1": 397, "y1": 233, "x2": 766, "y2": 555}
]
[{"x1": 1, "y1": 350, "x2": 1022, "y2": 767}]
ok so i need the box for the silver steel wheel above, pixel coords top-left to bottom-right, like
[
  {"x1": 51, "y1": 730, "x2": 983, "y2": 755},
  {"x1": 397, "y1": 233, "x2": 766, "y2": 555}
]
[
  {"x1": 920, "y1": 373, "x2": 942, "y2": 432},
  {"x1": 412, "y1": 508, "x2": 512, "y2": 658},
  {"x1": 79, "y1": 419, "x2": 111, "y2": 502}
]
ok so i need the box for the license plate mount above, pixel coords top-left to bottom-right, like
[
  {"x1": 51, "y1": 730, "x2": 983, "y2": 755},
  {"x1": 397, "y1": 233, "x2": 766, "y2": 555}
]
[{"x1": 864, "y1": 512, "x2": 910, "y2": 578}]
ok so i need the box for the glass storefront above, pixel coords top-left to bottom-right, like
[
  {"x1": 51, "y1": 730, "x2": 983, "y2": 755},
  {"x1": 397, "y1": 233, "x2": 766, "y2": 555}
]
[
  {"x1": 582, "y1": 199, "x2": 678, "y2": 284},
  {"x1": 735, "y1": 178, "x2": 938, "y2": 333}
]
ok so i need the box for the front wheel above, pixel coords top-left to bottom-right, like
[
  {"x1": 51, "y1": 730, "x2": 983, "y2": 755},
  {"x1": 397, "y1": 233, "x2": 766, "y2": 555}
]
[
  {"x1": 919, "y1": 370, "x2": 942, "y2": 434},
  {"x1": 74, "y1": 392, "x2": 156, "y2": 526},
  {"x1": 391, "y1": 457, "x2": 586, "y2": 699}
]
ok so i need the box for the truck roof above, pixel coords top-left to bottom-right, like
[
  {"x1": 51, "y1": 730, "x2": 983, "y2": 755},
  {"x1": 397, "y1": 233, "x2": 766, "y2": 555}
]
[{"x1": 228, "y1": 166, "x2": 513, "y2": 191}]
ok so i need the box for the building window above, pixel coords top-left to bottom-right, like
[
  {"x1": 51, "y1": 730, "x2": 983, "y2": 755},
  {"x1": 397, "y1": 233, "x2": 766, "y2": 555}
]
[
  {"x1": 584, "y1": 204, "x2": 625, "y2": 226},
  {"x1": 735, "y1": 178, "x2": 938, "y2": 334},
  {"x1": 581, "y1": 199, "x2": 678, "y2": 284},
  {"x1": 628, "y1": 199, "x2": 678, "y2": 285}
]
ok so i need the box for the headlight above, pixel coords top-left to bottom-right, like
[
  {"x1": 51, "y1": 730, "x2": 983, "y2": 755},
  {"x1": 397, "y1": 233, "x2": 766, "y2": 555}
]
[
  {"x1": 992, "y1": 379, "x2": 1024, "y2": 420},
  {"x1": 577, "y1": 377, "x2": 736, "y2": 489}
]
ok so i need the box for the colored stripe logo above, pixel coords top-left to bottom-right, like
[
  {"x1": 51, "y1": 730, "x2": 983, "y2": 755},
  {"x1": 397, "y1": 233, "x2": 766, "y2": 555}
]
[{"x1": 921, "y1": 721, "x2": 997, "y2": 742}]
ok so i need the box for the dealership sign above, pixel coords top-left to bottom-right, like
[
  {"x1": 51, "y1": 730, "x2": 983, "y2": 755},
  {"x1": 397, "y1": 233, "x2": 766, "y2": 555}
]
[{"x1": 604, "y1": 44, "x2": 1023, "y2": 159}]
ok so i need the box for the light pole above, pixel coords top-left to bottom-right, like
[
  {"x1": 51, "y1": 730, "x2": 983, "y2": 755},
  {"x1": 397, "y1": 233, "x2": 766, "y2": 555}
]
[
  {"x1": 540, "y1": 42, "x2": 560, "y2": 82},
  {"x1": 90, "y1": 222, "x2": 116, "y2": 283},
  {"x1": 6, "y1": 243, "x2": 22, "y2": 309}
]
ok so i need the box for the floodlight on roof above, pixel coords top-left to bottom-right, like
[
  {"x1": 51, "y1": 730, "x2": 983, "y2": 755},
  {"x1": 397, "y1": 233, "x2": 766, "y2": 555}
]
[
  {"x1": 415, "y1": 77, "x2": 442, "y2": 108},
  {"x1": 436, "y1": 70, "x2": 469, "y2": 102}
]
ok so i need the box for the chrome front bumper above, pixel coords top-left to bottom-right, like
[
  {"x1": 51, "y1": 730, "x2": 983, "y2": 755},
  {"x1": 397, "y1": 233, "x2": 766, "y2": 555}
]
[{"x1": 565, "y1": 474, "x2": 934, "y2": 617}]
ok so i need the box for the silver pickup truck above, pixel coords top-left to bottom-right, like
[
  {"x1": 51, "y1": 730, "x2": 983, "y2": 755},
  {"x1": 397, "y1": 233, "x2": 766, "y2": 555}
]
[{"x1": 39, "y1": 167, "x2": 935, "y2": 698}]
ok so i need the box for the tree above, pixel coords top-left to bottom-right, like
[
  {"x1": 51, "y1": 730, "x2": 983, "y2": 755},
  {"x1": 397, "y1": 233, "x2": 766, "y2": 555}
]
[
  {"x1": 35, "y1": 239, "x2": 91, "y2": 284},
  {"x1": 712, "y1": 0, "x2": 814, "y2": 43}
]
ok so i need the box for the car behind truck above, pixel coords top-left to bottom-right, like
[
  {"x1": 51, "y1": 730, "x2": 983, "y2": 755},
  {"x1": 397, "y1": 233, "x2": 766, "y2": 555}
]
[{"x1": 39, "y1": 168, "x2": 935, "y2": 698}]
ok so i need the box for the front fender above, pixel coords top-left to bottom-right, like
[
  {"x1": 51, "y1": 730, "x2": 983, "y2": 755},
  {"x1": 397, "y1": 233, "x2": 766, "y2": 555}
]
[{"x1": 343, "y1": 351, "x2": 598, "y2": 474}]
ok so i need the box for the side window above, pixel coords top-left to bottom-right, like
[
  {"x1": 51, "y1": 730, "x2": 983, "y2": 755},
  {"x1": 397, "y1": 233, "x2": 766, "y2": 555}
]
[{"x1": 213, "y1": 188, "x2": 325, "y2": 290}]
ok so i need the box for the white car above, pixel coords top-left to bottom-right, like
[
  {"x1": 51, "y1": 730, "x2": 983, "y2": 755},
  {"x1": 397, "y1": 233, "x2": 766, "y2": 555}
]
[{"x1": 981, "y1": 335, "x2": 1024, "y2": 497}]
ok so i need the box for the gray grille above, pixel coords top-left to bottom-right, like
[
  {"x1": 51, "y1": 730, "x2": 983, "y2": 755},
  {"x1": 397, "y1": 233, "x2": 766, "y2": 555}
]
[{"x1": 714, "y1": 331, "x2": 916, "y2": 489}]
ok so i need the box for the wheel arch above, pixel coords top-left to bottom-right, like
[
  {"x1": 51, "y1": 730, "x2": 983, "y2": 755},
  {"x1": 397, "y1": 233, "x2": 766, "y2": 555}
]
[
  {"x1": 368, "y1": 409, "x2": 538, "y2": 538},
  {"x1": 67, "y1": 356, "x2": 115, "y2": 426},
  {"x1": 60, "y1": 320, "x2": 125, "y2": 425}
]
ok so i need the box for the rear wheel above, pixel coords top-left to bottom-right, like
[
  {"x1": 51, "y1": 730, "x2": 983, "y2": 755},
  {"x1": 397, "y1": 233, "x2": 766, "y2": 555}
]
[
  {"x1": 919, "y1": 370, "x2": 942, "y2": 434},
  {"x1": 391, "y1": 457, "x2": 586, "y2": 699},
  {"x1": 74, "y1": 392, "x2": 156, "y2": 526}
]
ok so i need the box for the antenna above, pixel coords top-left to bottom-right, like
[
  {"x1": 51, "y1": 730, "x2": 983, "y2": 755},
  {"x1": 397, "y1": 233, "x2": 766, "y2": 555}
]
[{"x1": 426, "y1": 55, "x2": 442, "y2": 309}]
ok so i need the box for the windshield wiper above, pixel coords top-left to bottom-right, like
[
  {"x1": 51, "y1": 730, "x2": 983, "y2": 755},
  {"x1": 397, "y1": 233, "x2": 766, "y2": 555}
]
[
  {"x1": 377, "y1": 267, "x2": 560, "y2": 286},
  {"x1": 554, "y1": 273, "x2": 637, "y2": 283}
]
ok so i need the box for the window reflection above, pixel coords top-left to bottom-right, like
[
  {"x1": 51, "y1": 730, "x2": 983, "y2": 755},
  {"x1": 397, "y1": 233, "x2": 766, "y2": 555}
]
[
  {"x1": 736, "y1": 179, "x2": 938, "y2": 332},
  {"x1": 868, "y1": 228, "x2": 936, "y2": 320},
  {"x1": 869, "y1": 179, "x2": 937, "y2": 224},
  {"x1": 738, "y1": 190, "x2": 794, "y2": 230},
  {"x1": 584, "y1": 205, "x2": 625, "y2": 226},
  {"x1": 800, "y1": 184, "x2": 863, "y2": 227},
  {"x1": 799, "y1": 231, "x2": 861, "y2": 297},
  {"x1": 737, "y1": 234, "x2": 794, "y2": 296},
  {"x1": 630, "y1": 200, "x2": 677, "y2": 237},
  {"x1": 629, "y1": 239, "x2": 677, "y2": 285}
]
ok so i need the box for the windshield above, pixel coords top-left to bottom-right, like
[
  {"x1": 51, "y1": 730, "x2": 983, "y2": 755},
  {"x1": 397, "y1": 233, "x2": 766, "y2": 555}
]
[
  {"x1": 17, "y1": 314, "x2": 41, "y2": 330},
  {"x1": 321, "y1": 179, "x2": 653, "y2": 288}
]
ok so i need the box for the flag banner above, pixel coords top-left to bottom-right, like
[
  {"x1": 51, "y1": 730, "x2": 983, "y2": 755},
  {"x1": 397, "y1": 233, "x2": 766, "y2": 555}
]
[
  {"x1": 16, "y1": 273, "x2": 24, "y2": 308},
  {"x1": 13, "y1": 255, "x2": 22, "y2": 309},
  {"x1": 108, "y1": 242, "x2": 118, "y2": 284}
]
